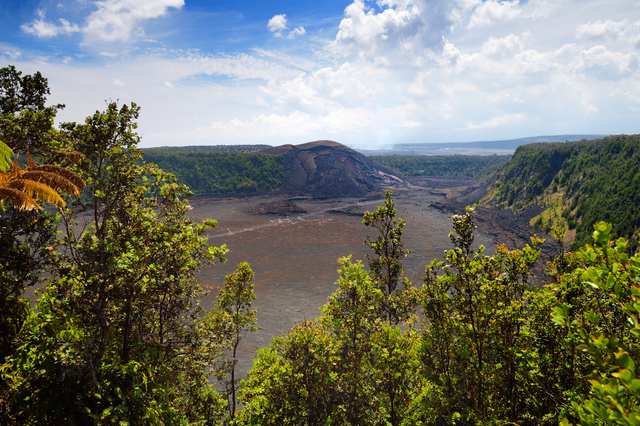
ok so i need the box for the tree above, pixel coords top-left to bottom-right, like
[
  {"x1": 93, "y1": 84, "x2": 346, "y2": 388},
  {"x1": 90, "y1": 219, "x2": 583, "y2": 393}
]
[
  {"x1": 0, "y1": 66, "x2": 85, "y2": 421},
  {"x1": 0, "y1": 65, "x2": 67, "y2": 156},
  {"x1": 320, "y1": 257, "x2": 384, "y2": 426},
  {"x1": 420, "y1": 206, "x2": 543, "y2": 424},
  {"x1": 362, "y1": 190, "x2": 418, "y2": 325},
  {"x1": 239, "y1": 195, "x2": 423, "y2": 426},
  {"x1": 209, "y1": 262, "x2": 258, "y2": 421},
  {"x1": 552, "y1": 223, "x2": 640, "y2": 425},
  {"x1": 2, "y1": 102, "x2": 229, "y2": 424},
  {"x1": 237, "y1": 320, "x2": 337, "y2": 426}
]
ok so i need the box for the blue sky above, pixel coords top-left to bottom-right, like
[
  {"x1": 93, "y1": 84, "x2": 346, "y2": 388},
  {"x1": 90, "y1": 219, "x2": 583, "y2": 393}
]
[{"x1": 1, "y1": 0, "x2": 639, "y2": 148}]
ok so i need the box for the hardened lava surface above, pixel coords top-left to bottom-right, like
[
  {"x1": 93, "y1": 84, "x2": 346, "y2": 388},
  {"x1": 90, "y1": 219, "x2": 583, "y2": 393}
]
[{"x1": 188, "y1": 189, "x2": 499, "y2": 378}]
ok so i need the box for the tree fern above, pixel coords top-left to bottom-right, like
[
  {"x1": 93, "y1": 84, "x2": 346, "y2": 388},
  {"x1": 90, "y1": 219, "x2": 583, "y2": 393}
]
[{"x1": 0, "y1": 156, "x2": 85, "y2": 210}]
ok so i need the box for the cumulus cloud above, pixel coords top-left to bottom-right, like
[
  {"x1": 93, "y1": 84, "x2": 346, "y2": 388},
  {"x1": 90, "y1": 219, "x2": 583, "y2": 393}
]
[
  {"x1": 13, "y1": 0, "x2": 640, "y2": 147},
  {"x1": 468, "y1": 0, "x2": 521, "y2": 29},
  {"x1": 468, "y1": 0, "x2": 564, "y2": 29},
  {"x1": 334, "y1": 0, "x2": 464, "y2": 58},
  {"x1": 268, "y1": 14, "x2": 306, "y2": 39},
  {"x1": 571, "y1": 45, "x2": 639, "y2": 80},
  {"x1": 21, "y1": 0, "x2": 183, "y2": 42},
  {"x1": 268, "y1": 14, "x2": 287, "y2": 37},
  {"x1": 576, "y1": 20, "x2": 627, "y2": 40},
  {"x1": 21, "y1": 9, "x2": 80, "y2": 38},
  {"x1": 480, "y1": 32, "x2": 530, "y2": 60}
]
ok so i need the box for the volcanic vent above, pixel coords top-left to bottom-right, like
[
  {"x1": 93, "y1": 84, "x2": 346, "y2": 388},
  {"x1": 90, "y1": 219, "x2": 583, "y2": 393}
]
[{"x1": 257, "y1": 140, "x2": 408, "y2": 198}]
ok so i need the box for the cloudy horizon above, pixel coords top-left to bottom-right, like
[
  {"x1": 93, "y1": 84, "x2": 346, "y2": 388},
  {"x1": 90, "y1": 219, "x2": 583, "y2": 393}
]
[{"x1": 1, "y1": 0, "x2": 639, "y2": 148}]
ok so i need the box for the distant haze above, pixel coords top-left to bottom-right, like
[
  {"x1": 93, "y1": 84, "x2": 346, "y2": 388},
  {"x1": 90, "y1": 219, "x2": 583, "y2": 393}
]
[{"x1": 357, "y1": 134, "x2": 610, "y2": 156}]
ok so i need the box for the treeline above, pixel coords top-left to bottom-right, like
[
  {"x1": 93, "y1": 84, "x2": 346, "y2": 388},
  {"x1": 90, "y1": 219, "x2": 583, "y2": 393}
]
[
  {"x1": 483, "y1": 135, "x2": 640, "y2": 250},
  {"x1": 143, "y1": 149, "x2": 285, "y2": 194},
  {"x1": 146, "y1": 144, "x2": 272, "y2": 153},
  {"x1": 370, "y1": 154, "x2": 510, "y2": 177}
]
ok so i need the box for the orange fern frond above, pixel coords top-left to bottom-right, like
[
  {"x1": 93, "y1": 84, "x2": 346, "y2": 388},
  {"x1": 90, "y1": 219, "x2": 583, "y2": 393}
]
[
  {"x1": 31, "y1": 165, "x2": 86, "y2": 191},
  {"x1": 0, "y1": 187, "x2": 41, "y2": 210},
  {"x1": 26, "y1": 153, "x2": 37, "y2": 169},
  {"x1": 5, "y1": 179, "x2": 66, "y2": 208},
  {"x1": 19, "y1": 171, "x2": 82, "y2": 196},
  {"x1": 10, "y1": 158, "x2": 23, "y2": 178}
]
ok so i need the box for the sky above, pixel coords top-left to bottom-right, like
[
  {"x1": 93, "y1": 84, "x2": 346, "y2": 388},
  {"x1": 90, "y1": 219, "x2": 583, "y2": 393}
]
[{"x1": 1, "y1": 0, "x2": 639, "y2": 149}]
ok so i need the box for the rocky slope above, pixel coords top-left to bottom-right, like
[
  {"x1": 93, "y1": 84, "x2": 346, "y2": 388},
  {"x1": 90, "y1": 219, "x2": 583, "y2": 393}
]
[{"x1": 257, "y1": 140, "x2": 410, "y2": 198}]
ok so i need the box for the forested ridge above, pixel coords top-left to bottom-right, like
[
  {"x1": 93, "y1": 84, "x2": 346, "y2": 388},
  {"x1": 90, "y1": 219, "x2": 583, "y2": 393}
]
[
  {"x1": 146, "y1": 145, "x2": 272, "y2": 153},
  {"x1": 143, "y1": 149, "x2": 285, "y2": 194},
  {"x1": 482, "y1": 135, "x2": 640, "y2": 251},
  {"x1": 4, "y1": 67, "x2": 640, "y2": 425},
  {"x1": 371, "y1": 154, "x2": 510, "y2": 178}
]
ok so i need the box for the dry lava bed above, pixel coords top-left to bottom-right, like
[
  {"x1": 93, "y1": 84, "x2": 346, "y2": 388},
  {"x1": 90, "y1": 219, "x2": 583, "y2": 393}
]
[{"x1": 188, "y1": 189, "x2": 500, "y2": 378}]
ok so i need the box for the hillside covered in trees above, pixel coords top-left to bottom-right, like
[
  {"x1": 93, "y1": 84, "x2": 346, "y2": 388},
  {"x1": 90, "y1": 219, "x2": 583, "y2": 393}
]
[
  {"x1": 147, "y1": 145, "x2": 272, "y2": 153},
  {"x1": 143, "y1": 148, "x2": 510, "y2": 196},
  {"x1": 143, "y1": 148, "x2": 285, "y2": 194},
  {"x1": 4, "y1": 67, "x2": 640, "y2": 425},
  {"x1": 371, "y1": 154, "x2": 511, "y2": 177},
  {"x1": 481, "y1": 135, "x2": 640, "y2": 251}
]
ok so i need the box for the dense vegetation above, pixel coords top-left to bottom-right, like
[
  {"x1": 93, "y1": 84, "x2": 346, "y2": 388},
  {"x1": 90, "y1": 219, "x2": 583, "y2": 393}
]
[
  {"x1": 146, "y1": 145, "x2": 272, "y2": 153},
  {"x1": 143, "y1": 148, "x2": 284, "y2": 194},
  {"x1": 4, "y1": 67, "x2": 640, "y2": 425},
  {"x1": 482, "y1": 135, "x2": 640, "y2": 251},
  {"x1": 370, "y1": 154, "x2": 510, "y2": 178}
]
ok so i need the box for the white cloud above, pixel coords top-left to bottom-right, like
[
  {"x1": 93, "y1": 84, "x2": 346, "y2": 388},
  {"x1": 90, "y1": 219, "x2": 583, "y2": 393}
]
[
  {"x1": 22, "y1": 0, "x2": 183, "y2": 42},
  {"x1": 84, "y1": 0, "x2": 184, "y2": 42},
  {"x1": 480, "y1": 32, "x2": 529, "y2": 60},
  {"x1": 11, "y1": 0, "x2": 640, "y2": 147},
  {"x1": 288, "y1": 26, "x2": 306, "y2": 39},
  {"x1": 572, "y1": 45, "x2": 640, "y2": 80},
  {"x1": 268, "y1": 14, "x2": 287, "y2": 37},
  {"x1": 468, "y1": 0, "x2": 564, "y2": 29},
  {"x1": 334, "y1": 0, "x2": 461, "y2": 58},
  {"x1": 461, "y1": 113, "x2": 525, "y2": 129},
  {"x1": 468, "y1": 0, "x2": 521, "y2": 29},
  {"x1": 267, "y1": 14, "x2": 306, "y2": 39},
  {"x1": 2, "y1": 51, "x2": 22, "y2": 60},
  {"x1": 21, "y1": 9, "x2": 80, "y2": 38},
  {"x1": 576, "y1": 20, "x2": 627, "y2": 40}
]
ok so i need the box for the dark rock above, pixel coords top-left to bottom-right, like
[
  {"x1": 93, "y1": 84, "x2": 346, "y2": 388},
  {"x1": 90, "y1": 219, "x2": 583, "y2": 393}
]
[
  {"x1": 249, "y1": 200, "x2": 307, "y2": 216},
  {"x1": 257, "y1": 140, "x2": 410, "y2": 198}
]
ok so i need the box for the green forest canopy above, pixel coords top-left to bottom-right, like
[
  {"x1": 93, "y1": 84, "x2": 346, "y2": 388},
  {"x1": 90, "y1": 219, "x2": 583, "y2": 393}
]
[
  {"x1": 143, "y1": 148, "x2": 284, "y2": 194},
  {"x1": 482, "y1": 134, "x2": 640, "y2": 251},
  {"x1": 371, "y1": 154, "x2": 511, "y2": 178}
]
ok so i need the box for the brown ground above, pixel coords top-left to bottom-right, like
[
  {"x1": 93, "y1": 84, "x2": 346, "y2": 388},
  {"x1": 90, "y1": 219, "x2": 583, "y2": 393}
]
[
  {"x1": 188, "y1": 188, "x2": 532, "y2": 378},
  {"x1": 26, "y1": 175, "x2": 554, "y2": 381}
]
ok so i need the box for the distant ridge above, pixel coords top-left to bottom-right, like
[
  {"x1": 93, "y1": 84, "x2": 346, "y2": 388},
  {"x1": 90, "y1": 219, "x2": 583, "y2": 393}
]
[
  {"x1": 358, "y1": 134, "x2": 610, "y2": 156},
  {"x1": 144, "y1": 144, "x2": 271, "y2": 153}
]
